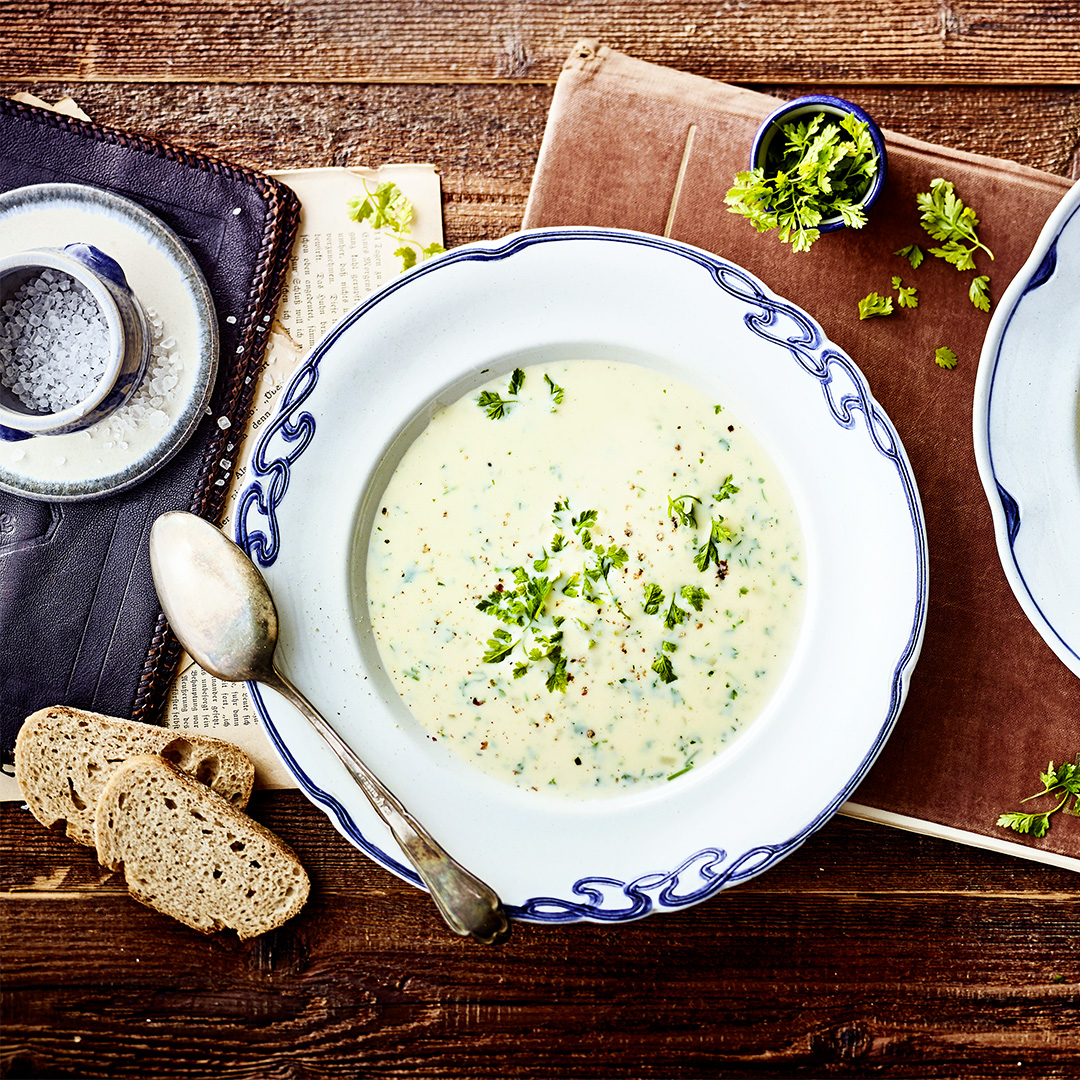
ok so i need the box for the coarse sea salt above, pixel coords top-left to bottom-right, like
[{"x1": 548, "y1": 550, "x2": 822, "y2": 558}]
[{"x1": 0, "y1": 270, "x2": 110, "y2": 413}]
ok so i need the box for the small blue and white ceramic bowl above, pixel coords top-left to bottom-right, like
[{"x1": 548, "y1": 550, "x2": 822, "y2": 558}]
[
  {"x1": 0, "y1": 243, "x2": 151, "y2": 438},
  {"x1": 750, "y1": 94, "x2": 888, "y2": 233}
]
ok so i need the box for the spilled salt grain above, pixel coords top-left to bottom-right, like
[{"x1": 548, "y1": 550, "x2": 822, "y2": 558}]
[{"x1": 86, "y1": 307, "x2": 182, "y2": 447}]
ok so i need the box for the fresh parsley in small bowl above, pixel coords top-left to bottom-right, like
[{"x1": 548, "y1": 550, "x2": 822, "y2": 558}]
[{"x1": 725, "y1": 95, "x2": 887, "y2": 252}]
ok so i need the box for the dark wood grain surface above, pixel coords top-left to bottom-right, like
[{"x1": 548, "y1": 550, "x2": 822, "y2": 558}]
[{"x1": 2, "y1": 3, "x2": 1079, "y2": 1077}]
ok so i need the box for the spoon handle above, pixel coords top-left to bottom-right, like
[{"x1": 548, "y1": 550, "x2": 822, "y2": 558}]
[{"x1": 265, "y1": 669, "x2": 509, "y2": 944}]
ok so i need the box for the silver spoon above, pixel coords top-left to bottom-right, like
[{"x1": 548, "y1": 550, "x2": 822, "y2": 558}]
[{"x1": 148, "y1": 510, "x2": 509, "y2": 944}]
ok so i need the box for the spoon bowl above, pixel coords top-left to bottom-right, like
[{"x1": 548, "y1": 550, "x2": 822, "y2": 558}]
[{"x1": 149, "y1": 510, "x2": 509, "y2": 944}]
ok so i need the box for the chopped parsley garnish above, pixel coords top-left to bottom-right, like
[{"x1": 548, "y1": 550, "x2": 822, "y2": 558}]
[
  {"x1": 642, "y1": 582, "x2": 665, "y2": 615},
  {"x1": 479, "y1": 500, "x2": 630, "y2": 689},
  {"x1": 695, "y1": 517, "x2": 735, "y2": 573},
  {"x1": 476, "y1": 367, "x2": 527, "y2": 419},
  {"x1": 544, "y1": 373, "x2": 565, "y2": 406},
  {"x1": 713, "y1": 475, "x2": 739, "y2": 502},
  {"x1": 651, "y1": 651, "x2": 677, "y2": 683},
  {"x1": 668, "y1": 493, "x2": 700, "y2": 528},
  {"x1": 681, "y1": 584, "x2": 709, "y2": 611},
  {"x1": 663, "y1": 593, "x2": 688, "y2": 631}
]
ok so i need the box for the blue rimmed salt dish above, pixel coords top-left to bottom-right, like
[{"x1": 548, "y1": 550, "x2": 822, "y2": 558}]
[
  {"x1": 750, "y1": 94, "x2": 888, "y2": 233},
  {"x1": 0, "y1": 243, "x2": 151, "y2": 440}
]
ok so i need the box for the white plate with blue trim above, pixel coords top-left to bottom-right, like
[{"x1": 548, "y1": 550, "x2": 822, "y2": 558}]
[
  {"x1": 235, "y1": 228, "x2": 928, "y2": 924},
  {"x1": 974, "y1": 181, "x2": 1080, "y2": 679}
]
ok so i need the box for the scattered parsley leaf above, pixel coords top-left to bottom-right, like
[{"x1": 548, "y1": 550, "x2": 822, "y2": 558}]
[
  {"x1": 482, "y1": 627, "x2": 516, "y2": 664},
  {"x1": 934, "y1": 346, "x2": 959, "y2": 370},
  {"x1": 663, "y1": 594, "x2": 689, "y2": 631},
  {"x1": 892, "y1": 276, "x2": 919, "y2": 309},
  {"x1": 507, "y1": 367, "x2": 525, "y2": 396},
  {"x1": 476, "y1": 390, "x2": 513, "y2": 419},
  {"x1": 895, "y1": 244, "x2": 925, "y2": 269},
  {"x1": 917, "y1": 178, "x2": 994, "y2": 271},
  {"x1": 858, "y1": 291, "x2": 894, "y2": 320},
  {"x1": 545, "y1": 653, "x2": 569, "y2": 693},
  {"x1": 996, "y1": 759, "x2": 1080, "y2": 839},
  {"x1": 347, "y1": 180, "x2": 412, "y2": 232},
  {"x1": 969, "y1": 274, "x2": 991, "y2": 312},
  {"x1": 585, "y1": 542, "x2": 629, "y2": 617},
  {"x1": 346, "y1": 180, "x2": 444, "y2": 273}
]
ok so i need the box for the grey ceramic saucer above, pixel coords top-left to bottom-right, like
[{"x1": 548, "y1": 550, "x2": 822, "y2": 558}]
[{"x1": 0, "y1": 183, "x2": 218, "y2": 500}]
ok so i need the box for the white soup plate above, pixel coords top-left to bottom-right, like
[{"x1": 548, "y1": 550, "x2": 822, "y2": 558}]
[{"x1": 235, "y1": 228, "x2": 928, "y2": 924}]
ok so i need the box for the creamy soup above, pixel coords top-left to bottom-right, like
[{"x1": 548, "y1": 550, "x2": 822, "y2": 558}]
[{"x1": 366, "y1": 360, "x2": 805, "y2": 797}]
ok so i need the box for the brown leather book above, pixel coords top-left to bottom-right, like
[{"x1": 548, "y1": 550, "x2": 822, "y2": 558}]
[{"x1": 523, "y1": 42, "x2": 1080, "y2": 866}]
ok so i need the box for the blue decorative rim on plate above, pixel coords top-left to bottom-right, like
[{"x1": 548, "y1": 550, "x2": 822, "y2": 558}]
[
  {"x1": 234, "y1": 227, "x2": 928, "y2": 923},
  {"x1": 974, "y1": 180, "x2": 1080, "y2": 677}
]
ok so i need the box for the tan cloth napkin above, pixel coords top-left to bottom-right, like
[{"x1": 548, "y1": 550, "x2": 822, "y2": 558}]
[{"x1": 523, "y1": 41, "x2": 1079, "y2": 861}]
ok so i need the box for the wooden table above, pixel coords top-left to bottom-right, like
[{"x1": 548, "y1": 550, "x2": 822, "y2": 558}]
[{"x1": 2, "y1": 4, "x2": 1078, "y2": 1077}]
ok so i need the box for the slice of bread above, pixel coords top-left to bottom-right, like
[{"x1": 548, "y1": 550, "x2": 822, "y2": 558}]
[
  {"x1": 14, "y1": 705, "x2": 256, "y2": 846},
  {"x1": 95, "y1": 755, "x2": 309, "y2": 939}
]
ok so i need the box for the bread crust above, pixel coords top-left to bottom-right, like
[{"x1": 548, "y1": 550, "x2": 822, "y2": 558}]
[
  {"x1": 14, "y1": 705, "x2": 256, "y2": 845},
  {"x1": 96, "y1": 755, "x2": 309, "y2": 940}
]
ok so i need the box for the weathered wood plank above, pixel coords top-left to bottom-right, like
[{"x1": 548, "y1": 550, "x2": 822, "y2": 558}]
[
  {"x1": 1, "y1": 1, "x2": 1079, "y2": 86},
  {"x1": 3, "y1": 799, "x2": 1079, "y2": 1080},
  {"x1": 2, "y1": 82, "x2": 1076, "y2": 256},
  {"x1": 4, "y1": 21, "x2": 1080, "y2": 1075}
]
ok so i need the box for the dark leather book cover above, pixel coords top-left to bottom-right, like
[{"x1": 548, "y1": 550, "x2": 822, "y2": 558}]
[
  {"x1": 0, "y1": 97, "x2": 300, "y2": 760},
  {"x1": 523, "y1": 43, "x2": 1080, "y2": 863}
]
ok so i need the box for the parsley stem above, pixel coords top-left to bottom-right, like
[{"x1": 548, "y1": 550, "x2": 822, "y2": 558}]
[{"x1": 1021, "y1": 791, "x2": 1070, "y2": 813}]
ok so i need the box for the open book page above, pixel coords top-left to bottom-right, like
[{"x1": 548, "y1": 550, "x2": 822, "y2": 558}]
[{"x1": 162, "y1": 166, "x2": 443, "y2": 788}]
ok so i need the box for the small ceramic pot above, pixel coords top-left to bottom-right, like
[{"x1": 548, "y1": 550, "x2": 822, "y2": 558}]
[
  {"x1": 750, "y1": 94, "x2": 888, "y2": 233},
  {"x1": 0, "y1": 243, "x2": 151, "y2": 439}
]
